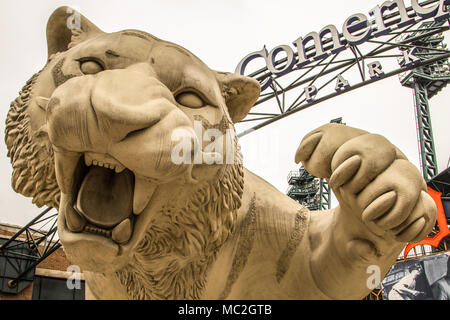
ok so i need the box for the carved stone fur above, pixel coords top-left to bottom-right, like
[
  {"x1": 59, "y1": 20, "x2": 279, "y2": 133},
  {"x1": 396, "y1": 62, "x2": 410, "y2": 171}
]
[
  {"x1": 5, "y1": 72, "x2": 60, "y2": 209},
  {"x1": 116, "y1": 160, "x2": 244, "y2": 299}
]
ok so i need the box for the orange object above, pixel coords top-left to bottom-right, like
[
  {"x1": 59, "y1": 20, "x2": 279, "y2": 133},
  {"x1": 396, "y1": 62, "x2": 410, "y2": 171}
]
[{"x1": 403, "y1": 186, "x2": 450, "y2": 258}]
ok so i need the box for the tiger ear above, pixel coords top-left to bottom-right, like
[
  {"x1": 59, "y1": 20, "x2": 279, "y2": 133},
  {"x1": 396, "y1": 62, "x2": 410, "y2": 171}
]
[
  {"x1": 46, "y1": 6, "x2": 104, "y2": 58},
  {"x1": 216, "y1": 72, "x2": 261, "y2": 123}
]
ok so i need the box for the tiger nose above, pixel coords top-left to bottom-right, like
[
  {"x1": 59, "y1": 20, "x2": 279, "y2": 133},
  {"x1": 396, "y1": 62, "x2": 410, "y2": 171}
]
[{"x1": 90, "y1": 67, "x2": 175, "y2": 142}]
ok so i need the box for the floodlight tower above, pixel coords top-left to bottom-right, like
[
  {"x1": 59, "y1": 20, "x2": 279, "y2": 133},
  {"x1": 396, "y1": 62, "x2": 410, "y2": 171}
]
[
  {"x1": 287, "y1": 167, "x2": 321, "y2": 210},
  {"x1": 398, "y1": 20, "x2": 450, "y2": 182},
  {"x1": 287, "y1": 165, "x2": 332, "y2": 211}
]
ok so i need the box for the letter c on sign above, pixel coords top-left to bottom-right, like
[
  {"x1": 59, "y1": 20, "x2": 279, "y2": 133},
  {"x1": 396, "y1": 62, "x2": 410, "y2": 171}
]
[{"x1": 235, "y1": 47, "x2": 273, "y2": 91}]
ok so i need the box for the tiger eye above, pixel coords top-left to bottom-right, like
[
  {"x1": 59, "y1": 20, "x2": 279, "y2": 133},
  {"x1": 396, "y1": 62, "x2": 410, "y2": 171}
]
[
  {"x1": 80, "y1": 60, "x2": 104, "y2": 75},
  {"x1": 176, "y1": 92, "x2": 205, "y2": 108}
]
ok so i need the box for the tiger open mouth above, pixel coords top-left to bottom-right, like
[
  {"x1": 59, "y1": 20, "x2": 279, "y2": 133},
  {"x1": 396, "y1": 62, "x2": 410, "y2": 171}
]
[{"x1": 55, "y1": 149, "x2": 157, "y2": 245}]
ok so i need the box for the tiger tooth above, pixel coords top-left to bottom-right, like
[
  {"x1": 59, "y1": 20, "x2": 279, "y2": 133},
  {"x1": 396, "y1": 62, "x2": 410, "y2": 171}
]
[
  {"x1": 84, "y1": 154, "x2": 93, "y2": 166},
  {"x1": 133, "y1": 176, "x2": 157, "y2": 215},
  {"x1": 115, "y1": 165, "x2": 125, "y2": 173},
  {"x1": 111, "y1": 218, "x2": 132, "y2": 244},
  {"x1": 65, "y1": 204, "x2": 86, "y2": 232},
  {"x1": 53, "y1": 147, "x2": 81, "y2": 195}
]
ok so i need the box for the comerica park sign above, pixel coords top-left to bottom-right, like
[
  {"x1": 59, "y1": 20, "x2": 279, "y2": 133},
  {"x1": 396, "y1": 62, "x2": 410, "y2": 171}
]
[{"x1": 236, "y1": 0, "x2": 450, "y2": 93}]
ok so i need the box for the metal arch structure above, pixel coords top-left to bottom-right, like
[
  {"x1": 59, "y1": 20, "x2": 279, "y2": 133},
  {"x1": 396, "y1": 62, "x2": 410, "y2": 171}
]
[
  {"x1": 236, "y1": 0, "x2": 450, "y2": 138},
  {"x1": 0, "y1": 207, "x2": 60, "y2": 293}
]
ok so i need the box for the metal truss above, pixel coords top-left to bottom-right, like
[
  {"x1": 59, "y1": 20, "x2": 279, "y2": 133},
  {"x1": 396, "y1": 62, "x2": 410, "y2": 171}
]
[
  {"x1": 413, "y1": 82, "x2": 439, "y2": 181},
  {"x1": 237, "y1": 0, "x2": 450, "y2": 137},
  {"x1": 319, "y1": 179, "x2": 331, "y2": 211},
  {"x1": 286, "y1": 165, "x2": 332, "y2": 211},
  {"x1": 397, "y1": 19, "x2": 450, "y2": 181},
  {"x1": 0, "y1": 207, "x2": 60, "y2": 293}
]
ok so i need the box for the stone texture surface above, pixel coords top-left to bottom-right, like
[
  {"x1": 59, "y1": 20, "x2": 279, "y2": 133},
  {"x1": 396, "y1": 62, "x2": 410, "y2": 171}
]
[{"x1": 4, "y1": 7, "x2": 437, "y2": 300}]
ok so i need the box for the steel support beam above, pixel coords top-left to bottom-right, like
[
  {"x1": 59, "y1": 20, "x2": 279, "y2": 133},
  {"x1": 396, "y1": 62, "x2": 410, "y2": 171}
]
[
  {"x1": 238, "y1": 49, "x2": 450, "y2": 138},
  {"x1": 413, "y1": 81, "x2": 439, "y2": 181},
  {"x1": 319, "y1": 179, "x2": 331, "y2": 211},
  {"x1": 0, "y1": 207, "x2": 61, "y2": 293}
]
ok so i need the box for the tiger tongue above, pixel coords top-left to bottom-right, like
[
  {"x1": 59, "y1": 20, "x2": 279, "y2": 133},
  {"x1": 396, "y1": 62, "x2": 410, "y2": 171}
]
[{"x1": 75, "y1": 166, "x2": 134, "y2": 229}]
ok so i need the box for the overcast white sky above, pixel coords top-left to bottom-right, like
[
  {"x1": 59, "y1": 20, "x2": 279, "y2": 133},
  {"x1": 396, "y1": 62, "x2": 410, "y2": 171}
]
[{"x1": 0, "y1": 0, "x2": 449, "y2": 227}]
